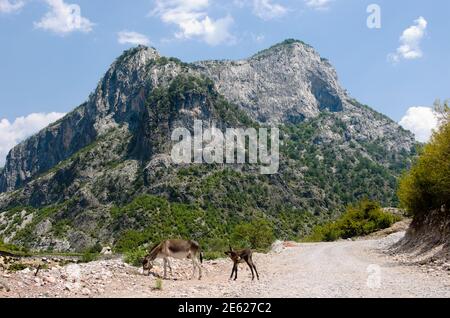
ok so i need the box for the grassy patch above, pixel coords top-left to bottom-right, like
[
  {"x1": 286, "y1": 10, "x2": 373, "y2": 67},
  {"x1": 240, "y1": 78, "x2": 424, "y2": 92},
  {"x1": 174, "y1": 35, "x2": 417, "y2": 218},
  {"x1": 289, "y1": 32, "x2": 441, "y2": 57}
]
[
  {"x1": 154, "y1": 278, "x2": 163, "y2": 291},
  {"x1": 80, "y1": 252, "x2": 99, "y2": 263},
  {"x1": 0, "y1": 239, "x2": 30, "y2": 256},
  {"x1": 8, "y1": 263, "x2": 28, "y2": 272}
]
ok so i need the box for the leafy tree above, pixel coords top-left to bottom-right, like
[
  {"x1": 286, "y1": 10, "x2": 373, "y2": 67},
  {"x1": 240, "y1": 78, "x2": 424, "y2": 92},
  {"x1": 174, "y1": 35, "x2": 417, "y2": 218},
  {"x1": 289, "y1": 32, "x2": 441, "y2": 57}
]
[
  {"x1": 231, "y1": 218, "x2": 275, "y2": 250},
  {"x1": 398, "y1": 103, "x2": 450, "y2": 216},
  {"x1": 434, "y1": 99, "x2": 450, "y2": 124}
]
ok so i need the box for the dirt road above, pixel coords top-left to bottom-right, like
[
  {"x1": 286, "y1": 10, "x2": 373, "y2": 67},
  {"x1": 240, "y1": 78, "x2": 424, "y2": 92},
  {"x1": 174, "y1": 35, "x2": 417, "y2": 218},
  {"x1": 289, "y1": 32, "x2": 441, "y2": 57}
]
[
  {"x1": 154, "y1": 233, "x2": 450, "y2": 298},
  {"x1": 1, "y1": 232, "x2": 449, "y2": 298}
]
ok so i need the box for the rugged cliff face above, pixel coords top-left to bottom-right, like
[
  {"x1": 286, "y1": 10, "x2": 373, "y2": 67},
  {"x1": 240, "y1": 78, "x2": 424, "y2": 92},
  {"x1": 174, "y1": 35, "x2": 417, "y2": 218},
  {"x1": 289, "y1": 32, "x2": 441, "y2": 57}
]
[
  {"x1": 0, "y1": 47, "x2": 166, "y2": 193},
  {"x1": 0, "y1": 40, "x2": 417, "y2": 251},
  {"x1": 196, "y1": 40, "x2": 345, "y2": 124}
]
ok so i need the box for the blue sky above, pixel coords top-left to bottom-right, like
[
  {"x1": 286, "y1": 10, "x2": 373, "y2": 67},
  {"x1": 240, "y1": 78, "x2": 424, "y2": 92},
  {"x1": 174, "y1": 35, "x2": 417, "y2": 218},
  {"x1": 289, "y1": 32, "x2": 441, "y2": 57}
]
[{"x1": 0, "y1": 0, "x2": 449, "y2": 164}]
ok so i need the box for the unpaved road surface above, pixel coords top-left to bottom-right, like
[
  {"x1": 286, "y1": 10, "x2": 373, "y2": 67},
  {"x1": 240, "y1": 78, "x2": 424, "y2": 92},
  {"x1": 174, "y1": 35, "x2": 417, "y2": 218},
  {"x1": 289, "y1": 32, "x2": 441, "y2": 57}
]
[{"x1": 1, "y1": 232, "x2": 449, "y2": 298}]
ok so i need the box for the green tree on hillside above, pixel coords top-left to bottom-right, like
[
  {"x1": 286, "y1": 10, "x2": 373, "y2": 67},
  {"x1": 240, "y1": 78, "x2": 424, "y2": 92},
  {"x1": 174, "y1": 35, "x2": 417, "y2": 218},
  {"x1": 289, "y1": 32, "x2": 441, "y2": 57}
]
[
  {"x1": 398, "y1": 100, "x2": 450, "y2": 216},
  {"x1": 231, "y1": 218, "x2": 275, "y2": 250}
]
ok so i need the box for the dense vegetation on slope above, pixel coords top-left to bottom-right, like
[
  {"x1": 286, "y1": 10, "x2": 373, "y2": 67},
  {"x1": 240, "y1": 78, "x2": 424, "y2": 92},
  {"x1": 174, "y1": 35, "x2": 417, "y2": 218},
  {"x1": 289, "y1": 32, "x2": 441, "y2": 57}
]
[
  {"x1": 111, "y1": 194, "x2": 276, "y2": 260},
  {"x1": 281, "y1": 112, "x2": 415, "y2": 210},
  {"x1": 305, "y1": 200, "x2": 401, "y2": 242}
]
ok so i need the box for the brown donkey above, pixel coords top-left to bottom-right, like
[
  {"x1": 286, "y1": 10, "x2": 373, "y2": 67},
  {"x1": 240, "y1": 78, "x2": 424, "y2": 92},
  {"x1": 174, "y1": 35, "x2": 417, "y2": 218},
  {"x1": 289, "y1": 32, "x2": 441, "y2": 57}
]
[
  {"x1": 225, "y1": 246, "x2": 260, "y2": 281},
  {"x1": 142, "y1": 239, "x2": 203, "y2": 280}
]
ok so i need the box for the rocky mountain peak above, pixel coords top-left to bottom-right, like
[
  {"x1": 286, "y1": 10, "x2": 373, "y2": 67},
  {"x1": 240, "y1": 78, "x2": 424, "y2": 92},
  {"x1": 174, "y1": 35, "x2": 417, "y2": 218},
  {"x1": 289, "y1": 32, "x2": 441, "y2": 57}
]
[
  {"x1": 196, "y1": 39, "x2": 346, "y2": 124},
  {"x1": 251, "y1": 39, "x2": 317, "y2": 58},
  {"x1": 115, "y1": 45, "x2": 161, "y2": 67}
]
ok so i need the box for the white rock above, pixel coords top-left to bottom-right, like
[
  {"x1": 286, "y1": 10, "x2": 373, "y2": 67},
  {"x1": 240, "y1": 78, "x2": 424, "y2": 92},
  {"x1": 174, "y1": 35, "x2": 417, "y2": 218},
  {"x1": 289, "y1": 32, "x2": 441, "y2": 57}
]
[
  {"x1": 44, "y1": 276, "x2": 57, "y2": 284},
  {"x1": 65, "y1": 264, "x2": 82, "y2": 283},
  {"x1": 271, "y1": 240, "x2": 285, "y2": 254},
  {"x1": 101, "y1": 247, "x2": 113, "y2": 255},
  {"x1": 81, "y1": 288, "x2": 91, "y2": 296}
]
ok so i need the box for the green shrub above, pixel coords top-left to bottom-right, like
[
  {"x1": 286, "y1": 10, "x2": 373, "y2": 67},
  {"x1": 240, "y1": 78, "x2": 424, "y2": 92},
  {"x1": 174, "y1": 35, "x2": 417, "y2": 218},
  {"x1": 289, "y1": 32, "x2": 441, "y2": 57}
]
[
  {"x1": 124, "y1": 248, "x2": 148, "y2": 267},
  {"x1": 231, "y1": 218, "x2": 275, "y2": 251},
  {"x1": 8, "y1": 263, "x2": 28, "y2": 272},
  {"x1": 114, "y1": 230, "x2": 147, "y2": 253},
  {"x1": 202, "y1": 251, "x2": 224, "y2": 260},
  {"x1": 88, "y1": 242, "x2": 103, "y2": 254},
  {"x1": 80, "y1": 251, "x2": 98, "y2": 263},
  {"x1": 154, "y1": 278, "x2": 163, "y2": 291},
  {"x1": 305, "y1": 200, "x2": 401, "y2": 242}
]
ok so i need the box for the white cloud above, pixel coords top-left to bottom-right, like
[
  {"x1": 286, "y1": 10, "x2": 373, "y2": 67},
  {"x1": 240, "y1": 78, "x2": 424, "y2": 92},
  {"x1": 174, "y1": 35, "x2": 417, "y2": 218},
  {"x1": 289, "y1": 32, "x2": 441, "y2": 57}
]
[
  {"x1": 305, "y1": 0, "x2": 333, "y2": 10},
  {"x1": 118, "y1": 31, "x2": 150, "y2": 46},
  {"x1": 0, "y1": 0, "x2": 24, "y2": 13},
  {"x1": 0, "y1": 112, "x2": 66, "y2": 167},
  {"x1": 252, "y1": 33, "x2": 265, "y2": 43},
  {"x1": 389, "y1": 17, "x2": 427, "y2": 63},
  {"x1": 151, "y1": 0, "x2": 235, "y2": 46},
  {"x1": 34, "y1": 0, "x2": 94, "y2": 35},
  {"x1": 252, "y1": 0, "x2": 287, "y2": 20},
  {"x1": 399, "y1": 106, "x2": 439, "y2": 142}
]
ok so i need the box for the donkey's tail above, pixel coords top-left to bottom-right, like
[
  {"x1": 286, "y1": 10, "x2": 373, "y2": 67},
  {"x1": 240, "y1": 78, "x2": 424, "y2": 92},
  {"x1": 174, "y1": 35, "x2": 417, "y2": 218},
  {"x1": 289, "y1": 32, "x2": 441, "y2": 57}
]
[{"x1": 200, "y1": 252, "x2": 204, "y2": 264}]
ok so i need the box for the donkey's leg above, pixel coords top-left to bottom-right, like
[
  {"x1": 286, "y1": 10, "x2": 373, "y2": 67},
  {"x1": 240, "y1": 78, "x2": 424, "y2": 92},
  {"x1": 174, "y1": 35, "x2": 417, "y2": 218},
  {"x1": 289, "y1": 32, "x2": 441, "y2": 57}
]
[
  {"x1": 167, "y1": 258, "x2": 173, "y2": 275},
  {"x1": 252, "y1": 262, "x2": 260, "y2": 280},
  {"x1": 196, "y1": 256, "x2": 202, "y2": 280},
  {"x1": 191, "y1": 258, "x2": 197, "y2": 280},
  {"x1": 234, "y1": 265, "x2": 238, "y2": 281},
  {"x1": 245, "y1": 259, "x2": 255, "y2": 281},
  {"x1": 229, "y1": 264, "x2": 236, "y2": 280}
]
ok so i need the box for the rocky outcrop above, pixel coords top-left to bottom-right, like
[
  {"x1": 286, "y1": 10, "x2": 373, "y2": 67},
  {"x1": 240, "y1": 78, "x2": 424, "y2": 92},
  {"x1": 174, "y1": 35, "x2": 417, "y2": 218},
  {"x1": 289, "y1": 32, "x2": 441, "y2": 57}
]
[
  {"x1": 196, "y1": 40, "x2": 346, "y2": 124},
  {"x1": 0, "y1": 106, "x2": 96, "y2": 193},
  {"x1": 393, "y1": 206, "x2": 450, "y2": 261},
  {"x1": 0, "y1": 46, "x2": 171, "y2": 192}
]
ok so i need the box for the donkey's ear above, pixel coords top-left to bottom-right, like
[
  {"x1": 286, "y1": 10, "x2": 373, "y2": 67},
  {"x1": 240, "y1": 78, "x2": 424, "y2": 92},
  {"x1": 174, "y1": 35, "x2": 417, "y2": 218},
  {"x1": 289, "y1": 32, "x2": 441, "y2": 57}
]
[{"x1": 229, "y1": 245, "x2": 233, "y2": 252}]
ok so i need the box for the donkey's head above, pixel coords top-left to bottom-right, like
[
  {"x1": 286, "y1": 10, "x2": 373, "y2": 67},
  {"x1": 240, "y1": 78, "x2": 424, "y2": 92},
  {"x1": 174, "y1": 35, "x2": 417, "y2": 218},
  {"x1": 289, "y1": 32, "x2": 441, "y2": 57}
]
[
  {"x1": 224, "y1": 246, "x2": 241, "y2": 263},
  {"x1": 142, "y1": 254, "x2": 153, "y2": 274}
]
